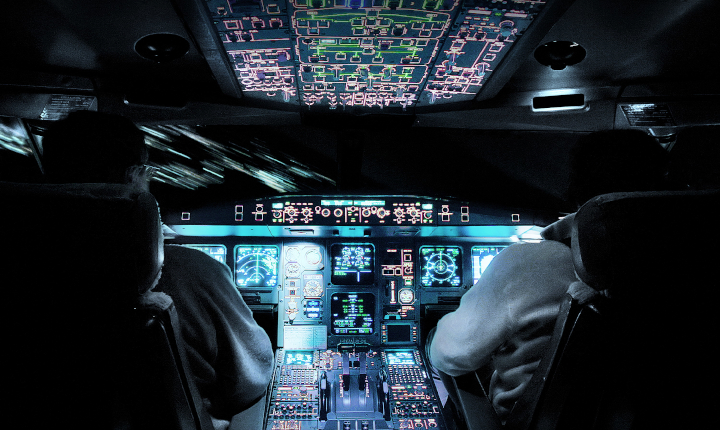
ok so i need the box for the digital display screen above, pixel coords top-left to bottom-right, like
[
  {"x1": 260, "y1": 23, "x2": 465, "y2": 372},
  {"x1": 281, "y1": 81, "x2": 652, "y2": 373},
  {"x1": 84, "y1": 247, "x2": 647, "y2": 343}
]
[
  {"x1": 331, "y1": 243, "x2": 375, "y2": 285},
  {"x1": 387, "y1": 324, "x2": 412, "y2": 343},
  {"x1": 234, "y1": 245, "x2": 280, "y2": 287},
  {"x1": 385, "y1": 350, "x2": 416, "y2": 366},
  {"x1": 183, "y1": 245, "x2": 227, "y2": 264},
  {"x1": 471, "y1": 246, "x2": 508, "y2": 284},
  {"x1": 419, "y1": 246, "x2": 462, "y2": 287},
  {"x1": 304, "y1": 299, "x2": 322, "y2": 319},
  {"x1": 284, "y1": 350, "x2": 314, "y2": 366},
  {"x1": 331, "y1": 292, "x2": 375, "y2": 335}
]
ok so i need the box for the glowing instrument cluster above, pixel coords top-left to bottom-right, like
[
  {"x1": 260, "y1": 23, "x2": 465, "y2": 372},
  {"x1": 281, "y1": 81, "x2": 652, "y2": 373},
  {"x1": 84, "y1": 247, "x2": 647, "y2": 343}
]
[
  {"x1": 267, "y1": 348, "x2": 445, "y2": 430},
  {"x1": 203, "y1": 0, "x2": 548, "y2": 111},
  {"x1": 181, "y1": 239, "x2": 514, "y2": 430}
]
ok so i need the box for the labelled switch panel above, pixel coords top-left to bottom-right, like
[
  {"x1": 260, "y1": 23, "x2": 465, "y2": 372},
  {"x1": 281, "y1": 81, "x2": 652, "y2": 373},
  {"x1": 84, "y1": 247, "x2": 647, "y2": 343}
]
[{"x1": 203, "y1": 0, "x2": 549, "y2": 112}]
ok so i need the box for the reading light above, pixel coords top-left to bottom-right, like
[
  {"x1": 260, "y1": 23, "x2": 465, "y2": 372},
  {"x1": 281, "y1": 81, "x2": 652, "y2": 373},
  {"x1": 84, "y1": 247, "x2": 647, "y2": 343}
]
[
  {"x1": 534, "y1": 41, "x2": 586, "y2": 70},
  {"x1": 134, "y1": 33, "x2": 190, "y2": 63}
]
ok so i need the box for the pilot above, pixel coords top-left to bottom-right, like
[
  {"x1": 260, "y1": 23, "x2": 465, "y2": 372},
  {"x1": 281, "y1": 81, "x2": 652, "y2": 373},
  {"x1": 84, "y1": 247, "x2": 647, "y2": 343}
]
[
  {"x1": 41, "y1": 110, "x2": 274, "y2": 430},
  {"x1": 427, "y1": 129, "x2": 669, "y2": 423}
]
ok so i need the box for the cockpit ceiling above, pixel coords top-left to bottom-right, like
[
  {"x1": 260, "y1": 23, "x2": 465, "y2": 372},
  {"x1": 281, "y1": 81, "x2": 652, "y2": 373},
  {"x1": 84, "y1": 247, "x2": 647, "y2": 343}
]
[{"x1": 192, "y1": 0, "x2": 558, "y2": 112}]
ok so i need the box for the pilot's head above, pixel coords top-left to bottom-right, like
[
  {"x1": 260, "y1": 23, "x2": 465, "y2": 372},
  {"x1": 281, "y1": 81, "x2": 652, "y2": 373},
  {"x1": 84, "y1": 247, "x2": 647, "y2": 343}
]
[
  {"x1": 567, "y1": 129, "x2": 669, "y2": 208},
  {"x1": 42, "y1": 110, "x2": 150, "y2": 191}
]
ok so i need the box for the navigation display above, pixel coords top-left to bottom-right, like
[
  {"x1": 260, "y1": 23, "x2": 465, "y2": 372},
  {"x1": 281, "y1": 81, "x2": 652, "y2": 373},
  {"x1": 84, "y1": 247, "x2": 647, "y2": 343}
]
[
  {"x1": 183, "y1": 245, "x2": 227, "y2": 264},
  {"x1": 331, "y1": 292, "x2": 375, "y2": 335},
  {"x1": 331, "y1": 243, "x2": 375, "y2": 285},
  {"x1": 385, "y1": 350, "x2": 416, "y2": 366},
  {"x1": 419, "y1": 246, "x2": 462, "y2": 287},
  {"x1": 234, "y1": 245, "x2": 280, "y2": 287},
  {"x1": 471, "y1": 246, "x2": 508, "y2": 284},
  {"x1": 284, "y1": 351, "x2": 314, "y2": 366}
]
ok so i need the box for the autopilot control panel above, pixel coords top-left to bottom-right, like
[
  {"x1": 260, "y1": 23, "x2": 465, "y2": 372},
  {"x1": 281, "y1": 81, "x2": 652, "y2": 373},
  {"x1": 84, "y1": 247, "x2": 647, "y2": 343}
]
[{"x1": 164, "y1": 195, "x2": 548, "y2": 429}]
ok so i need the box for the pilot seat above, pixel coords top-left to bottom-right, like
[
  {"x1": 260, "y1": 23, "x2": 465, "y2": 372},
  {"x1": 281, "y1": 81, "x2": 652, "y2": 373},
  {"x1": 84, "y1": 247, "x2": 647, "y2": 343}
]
[
  {"x1": 446, "y1": 189, "x2": 719, "y2": 430},
  {"x1": 1, "y1": 181, "x2": 214, "y2": 430}
]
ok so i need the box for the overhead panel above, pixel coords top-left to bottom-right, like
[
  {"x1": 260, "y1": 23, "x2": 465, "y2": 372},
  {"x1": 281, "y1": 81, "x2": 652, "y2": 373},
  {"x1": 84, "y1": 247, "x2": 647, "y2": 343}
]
[{"x1": 202, "y1": 0, "x2": 549, "y2": 112}]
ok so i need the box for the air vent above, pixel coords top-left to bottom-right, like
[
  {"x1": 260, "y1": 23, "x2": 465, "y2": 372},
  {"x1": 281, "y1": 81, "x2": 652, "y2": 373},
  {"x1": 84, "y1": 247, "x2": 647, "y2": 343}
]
[{"x1": 532, "y1": 94, "x2": 585, "y2": 111}]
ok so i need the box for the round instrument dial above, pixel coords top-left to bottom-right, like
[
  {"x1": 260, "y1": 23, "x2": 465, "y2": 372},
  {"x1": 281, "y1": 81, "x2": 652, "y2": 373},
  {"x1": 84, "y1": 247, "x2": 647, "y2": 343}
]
[
  {"x1": 303, "y1": 280, "x2": 324, "y2": 298},
  {"x1": 398, "y1": 288, "x2": 415, "y2": 304}
]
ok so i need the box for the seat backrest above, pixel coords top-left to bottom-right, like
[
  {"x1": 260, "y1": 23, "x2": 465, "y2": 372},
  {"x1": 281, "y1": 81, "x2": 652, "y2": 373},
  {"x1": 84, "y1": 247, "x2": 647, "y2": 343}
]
[
  {"x1": 1, "y1": 181, "x2": 213, "y2": 430},
  {"x1": 511, "y1": 189, "x2": 719, "y2": 430},
  {"x1": 570, "y1": 189, "x2": 719, "y2": 430}
]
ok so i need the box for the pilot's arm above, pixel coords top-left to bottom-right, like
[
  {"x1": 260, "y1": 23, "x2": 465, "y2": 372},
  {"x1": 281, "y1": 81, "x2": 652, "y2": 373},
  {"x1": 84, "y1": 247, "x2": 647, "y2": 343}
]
[
  {"x1": 158, "y1": 245, "x2": 274, "y2": 420},
  {"x1": 429, "y1": 241, "x2": 576, "y2": 376}
]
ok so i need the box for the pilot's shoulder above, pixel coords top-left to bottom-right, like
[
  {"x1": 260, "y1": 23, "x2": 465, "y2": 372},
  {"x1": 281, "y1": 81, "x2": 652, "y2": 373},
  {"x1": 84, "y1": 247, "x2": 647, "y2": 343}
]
[{"x1": 501, "y1": 240, "x2": 570, "y2": 259}]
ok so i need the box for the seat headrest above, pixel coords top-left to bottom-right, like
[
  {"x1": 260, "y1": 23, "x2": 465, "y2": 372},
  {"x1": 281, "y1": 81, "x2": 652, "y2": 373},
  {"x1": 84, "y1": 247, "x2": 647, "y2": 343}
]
[
  {"x1": 1, "y1": 182, "x2": 164, "y2": 300},
  {"x1": 571, "y1": 189, "x2": 719, "y2": 292}
]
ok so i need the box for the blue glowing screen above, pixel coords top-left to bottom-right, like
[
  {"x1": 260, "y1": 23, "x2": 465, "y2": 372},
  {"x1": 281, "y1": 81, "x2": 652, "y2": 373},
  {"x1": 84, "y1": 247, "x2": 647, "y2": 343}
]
[
  {"x1": 385, "y1": 350, "x2": 416, "y2": 366},
  {"x1": 471, "y1": 246, "x2": 507, "y2": 284},
  {"x1": 284, "y1": 351, "x2": 314, "y2": 366}
]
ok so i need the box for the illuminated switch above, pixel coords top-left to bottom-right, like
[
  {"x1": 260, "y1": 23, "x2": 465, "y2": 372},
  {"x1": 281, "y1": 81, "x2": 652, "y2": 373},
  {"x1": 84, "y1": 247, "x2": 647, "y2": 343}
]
[
  {"x1": 461, "y1": 206, "x2": 470, "y2": 223},
  {"x1": 181, "y1": 212, "x2": 191, "y2": 221}
]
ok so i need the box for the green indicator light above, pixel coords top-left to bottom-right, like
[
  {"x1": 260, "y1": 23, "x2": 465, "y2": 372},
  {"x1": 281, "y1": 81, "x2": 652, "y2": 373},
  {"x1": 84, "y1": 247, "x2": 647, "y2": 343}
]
[
  {"x1": 422, "y1": 204, "x2": 432, "y2": 210},
  {"x1": 354, "y1": 200, "x2": 385, "y2": 206},
  {"x1": 321, "y1": 199, "x2": 354, "y2": 206},
  {"x1": 272, "y1": 203, "x2": 284, "y2": 209}
]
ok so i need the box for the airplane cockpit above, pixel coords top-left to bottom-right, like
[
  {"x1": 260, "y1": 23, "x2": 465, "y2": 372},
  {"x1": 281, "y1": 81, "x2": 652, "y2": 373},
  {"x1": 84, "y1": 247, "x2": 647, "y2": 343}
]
[
  {"x1": 162, "y1": 195, "x2": 544, "y2": 429},
  {"x1": 2, "y1": 1, "x2": 719, "y2": 429}
]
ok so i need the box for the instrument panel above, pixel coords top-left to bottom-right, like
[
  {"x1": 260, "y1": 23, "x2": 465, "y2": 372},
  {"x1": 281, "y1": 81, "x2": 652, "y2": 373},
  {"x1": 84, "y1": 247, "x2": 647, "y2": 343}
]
[
  {"x1": 166, "y1": 195, "x2": 542, "y2": 429},
  {"x1": 173, "y1": 237, "x2": 510, "y2": 428}
]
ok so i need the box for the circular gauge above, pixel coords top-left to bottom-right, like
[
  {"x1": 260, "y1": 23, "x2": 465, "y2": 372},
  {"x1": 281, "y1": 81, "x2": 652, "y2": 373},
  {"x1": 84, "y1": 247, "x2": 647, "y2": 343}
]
[
  {"x1": 398, "y1": 288, "x2": 414, "y2": 304},
  {"x1": 286, "y1": 247, "x2": 300, "y2": 262},
  {"x1": 305, "y1": 248, "x2": 322, "y2": 266},
  {"x1": 303, "y1": 280, "x2": 324, "y2": 298},
  {"x1": 286, "y1": 262, "x2": 302, "y2": 277}
]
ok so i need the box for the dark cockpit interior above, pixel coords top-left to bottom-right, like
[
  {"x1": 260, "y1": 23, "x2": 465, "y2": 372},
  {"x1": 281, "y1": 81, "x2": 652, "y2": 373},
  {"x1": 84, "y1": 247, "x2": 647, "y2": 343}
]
[{"x1": 2, "y1": 1, "x2": 719, "y2": 430}]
